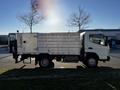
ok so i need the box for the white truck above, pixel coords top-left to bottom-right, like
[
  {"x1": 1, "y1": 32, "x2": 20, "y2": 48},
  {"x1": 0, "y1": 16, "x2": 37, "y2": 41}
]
[{"x1": 12, "y1": 31, "x2": 110, "y2": 68}]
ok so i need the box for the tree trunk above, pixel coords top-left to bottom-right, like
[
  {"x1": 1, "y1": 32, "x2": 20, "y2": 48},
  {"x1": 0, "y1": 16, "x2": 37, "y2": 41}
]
[
  {"x1": 30, "y1": 25, "x2": 32, "y2": 33},
  {"x1": 30, "y1": 20, "x2": 33, "y2": 33},
  {"x1": 78, "y1": 23, "x2": 81, "y2": 32}
]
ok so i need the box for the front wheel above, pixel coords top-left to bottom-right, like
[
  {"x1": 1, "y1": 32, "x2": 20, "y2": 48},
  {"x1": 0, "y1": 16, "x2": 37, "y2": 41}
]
[{"x1": 85, "y1": 57, "x2": 98, "y2": 68}]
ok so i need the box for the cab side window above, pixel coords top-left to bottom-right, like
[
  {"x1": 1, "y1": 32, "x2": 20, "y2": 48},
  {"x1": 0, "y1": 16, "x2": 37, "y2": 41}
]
[{"x1": 89, "y1": 34, "x2": 105, "y2": 46}]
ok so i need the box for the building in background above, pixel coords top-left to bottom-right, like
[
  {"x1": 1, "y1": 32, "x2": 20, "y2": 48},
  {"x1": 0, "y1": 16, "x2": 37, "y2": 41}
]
[{"x1": 0, "y1": 35, "x2": 8, "y2": 45}]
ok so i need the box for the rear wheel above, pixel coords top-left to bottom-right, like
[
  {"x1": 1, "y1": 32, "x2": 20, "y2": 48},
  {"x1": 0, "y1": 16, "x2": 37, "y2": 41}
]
[
  {"x1": 85, "y1": 57, "x2": 98, "y2": 68},
  {"x1": 39, "y1": 58, "x2": 50, "y2": 68}
]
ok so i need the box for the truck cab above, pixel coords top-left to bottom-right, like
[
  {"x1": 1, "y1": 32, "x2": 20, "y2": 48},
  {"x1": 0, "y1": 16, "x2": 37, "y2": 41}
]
[{"x1": 82, "y1": 31, "x2": 110, "y2": 67}]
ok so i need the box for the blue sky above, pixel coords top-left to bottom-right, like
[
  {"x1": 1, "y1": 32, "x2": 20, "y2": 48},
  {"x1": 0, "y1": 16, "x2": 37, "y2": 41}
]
[{"x1": 0, "y1": 0, "x2": 120, "y2": 34}]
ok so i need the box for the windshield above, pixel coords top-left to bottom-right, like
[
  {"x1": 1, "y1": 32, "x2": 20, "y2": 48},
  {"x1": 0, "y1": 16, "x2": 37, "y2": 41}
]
[{"x1": 89, "y1": 34, "x2": 107, "y2": 46}]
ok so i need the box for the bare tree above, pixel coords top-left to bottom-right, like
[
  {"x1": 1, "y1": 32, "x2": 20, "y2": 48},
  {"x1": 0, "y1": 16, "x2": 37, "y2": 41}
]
[
  {"x1": 69, "y1": 7, "x2": 90, "y2": 31},
  {"x1": 18, "y1": 0, "x2": 43, "y2": 33}
]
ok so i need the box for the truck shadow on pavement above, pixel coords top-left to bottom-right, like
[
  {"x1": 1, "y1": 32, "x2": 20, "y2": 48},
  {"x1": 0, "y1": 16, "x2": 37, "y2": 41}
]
[
  {"x1": 1, "y1": 66, "x2": 120, "y2": 90},
  {"x1": 0, "y1": 66, "x2": 120, "y2": 80}
]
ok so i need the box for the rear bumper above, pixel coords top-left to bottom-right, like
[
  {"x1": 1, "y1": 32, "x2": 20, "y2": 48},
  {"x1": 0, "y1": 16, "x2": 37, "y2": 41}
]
[{"x1": 100, "y1": 56, "x2": 110, "y2": 61}]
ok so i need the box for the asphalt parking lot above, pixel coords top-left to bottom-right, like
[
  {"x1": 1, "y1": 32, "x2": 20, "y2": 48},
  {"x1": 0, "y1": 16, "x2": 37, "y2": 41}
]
[{"x1": 0, "y1": 47, "x2": 120, "y2": 72}]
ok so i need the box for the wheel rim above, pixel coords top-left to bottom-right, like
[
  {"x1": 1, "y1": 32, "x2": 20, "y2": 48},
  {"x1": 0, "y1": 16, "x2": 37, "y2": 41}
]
[
  {"x1": 41, "y1": 58, "x2": 49, "y2": 67},
  {"x1": 88, "y1": 58, "x2": 96, "y2": 67}
]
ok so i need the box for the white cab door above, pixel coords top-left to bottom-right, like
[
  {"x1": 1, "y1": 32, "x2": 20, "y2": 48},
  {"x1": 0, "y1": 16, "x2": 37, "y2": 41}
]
[{"x1": 85, "y1": 33, "x2": 109, "y2": 60}]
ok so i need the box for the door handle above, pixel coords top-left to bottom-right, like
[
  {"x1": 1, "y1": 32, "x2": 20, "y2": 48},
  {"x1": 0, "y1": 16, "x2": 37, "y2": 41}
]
[{"x1": 88, "y1": 47, "x2": 93, "y2": 49}]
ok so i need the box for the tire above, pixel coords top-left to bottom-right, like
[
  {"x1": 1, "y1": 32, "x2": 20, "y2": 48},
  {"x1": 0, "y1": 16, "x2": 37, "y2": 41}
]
[
  {"x1": 86, "y1": 57, "x2": 98, "y2": 68},
  {"x1": 39, "y1": 58, "x2": 50, "y2": 68}
]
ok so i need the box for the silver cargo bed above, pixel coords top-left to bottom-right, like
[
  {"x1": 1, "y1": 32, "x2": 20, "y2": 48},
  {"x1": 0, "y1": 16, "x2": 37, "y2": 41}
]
[{"x1": 17, "y1": 33, "x2": 81, "y2": 55}]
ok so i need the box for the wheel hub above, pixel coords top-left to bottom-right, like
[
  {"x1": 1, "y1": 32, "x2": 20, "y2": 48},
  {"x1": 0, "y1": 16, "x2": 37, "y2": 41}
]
[
  {"x1": 41, "y1": 59, "x2": 49, "y2": 67},
  {"x1": 88, "y1": 58, "x2": 96, "y2": 66}
]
